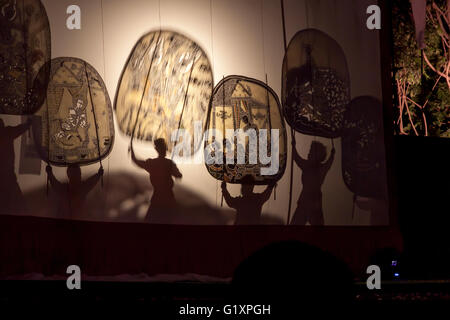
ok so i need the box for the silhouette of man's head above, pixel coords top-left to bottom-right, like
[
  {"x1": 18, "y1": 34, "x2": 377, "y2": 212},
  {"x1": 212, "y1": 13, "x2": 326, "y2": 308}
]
[
  {"x1": 242, "y1": 115, "x2": 249, "y2": 124},
  {"x1": 308, "y1": 141, "x2": 327, "y2": 162},
  {"x1": 240, "y1": 175, "x2": 255, "y2": 196},
  {"x1": 67, "y1": 165, "x2": 81, "y2": 184},
  {"x1": 154, "y1": 138, "x2": 167, "y2": 157},
  {"x1": 232, "y1": 241, "x2": 354, "y2": 311}
]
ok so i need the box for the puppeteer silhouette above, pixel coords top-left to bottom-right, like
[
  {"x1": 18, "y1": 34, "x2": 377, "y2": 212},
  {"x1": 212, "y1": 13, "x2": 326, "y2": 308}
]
[
  {"x1": 0, "y1": 118, "x2": 32, "y2": 214},
  {"x1": 130, "y1": 138, "x2": 182, "y2": 223},
  {"x1": 46, "y1": 164, "x2": 103, "y2": 219},
  {"x1": 291, "y1": 138, "x2": 335, "y2": 225},
  {"x1": 222, "y1": 175, "x2": 275, "y2": 225}
]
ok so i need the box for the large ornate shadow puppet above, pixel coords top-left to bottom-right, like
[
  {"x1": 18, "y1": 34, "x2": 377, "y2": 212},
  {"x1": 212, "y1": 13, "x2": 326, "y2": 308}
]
[
  {"x1": 0, "y1": 0, "x2": 51, "y2": 115},
  {"x1": 205, "y1": 76, "x2": 287, "y2": 186},
  {"x1": 282, "y1": 29, "x2": 350, "y2": 225},
  {"x1": 342, "y1": 96, "x2": 389, "y2": 224},
  {"x1": 282, "y1": 29, "x2": 350, "y2": 139},
  {"x1": 205, "y1": 76, "x2": 287, "y2": 224},
  {"x1": 116, "y1": 30, "x2": 212, "y2": 222},
  {"x1": 115, "y1": 30, "x2": 213, "y2": 155},
  {"x1": 32, "y1": 57, "x2": 114, "y2": 219}
]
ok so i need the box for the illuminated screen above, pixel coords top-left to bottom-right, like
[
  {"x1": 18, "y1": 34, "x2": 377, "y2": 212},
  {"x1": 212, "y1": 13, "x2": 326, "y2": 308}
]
[{"x1": 1, "y1": 0, "x2": 389, "y2": 226}]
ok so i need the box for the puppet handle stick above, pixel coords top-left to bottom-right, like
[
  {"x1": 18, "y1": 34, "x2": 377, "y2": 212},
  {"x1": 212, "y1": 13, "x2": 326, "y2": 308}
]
[
  {"x1": 131, "y1": 31, "x2": 161, "y2": 141},
  {"x1": 100, "y1": 165, "x2": 104, "y2": 188},
  {"x1": 172, "y1": 54, "x2": 197, "y2": 160},
  {"x1": 221, "y1": 180, "x2": 225, "y2": 207},
  {"x1": 281, "y1": 0, "x2": 293, "y2": 225},
  {"x1": 287, "y1": 129, "x2": 294, "y2": 224},
  {"x1": 45, "y1": 163, "x2": 50, "y2": 196},
  {"x1": 221, "y1": 75, "x2": 226, "y2": 208},
  {"x1": 352, "y1": 193, "x2": 356, "y2": 221},
  {"x1": 84, "y1": 61, "x2": 103, "y2": 189}
]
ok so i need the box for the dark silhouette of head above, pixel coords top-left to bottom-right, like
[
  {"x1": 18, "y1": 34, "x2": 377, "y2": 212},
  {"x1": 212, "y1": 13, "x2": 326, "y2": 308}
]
[
  {"x1": 242, "y1": 115, "x2": 249, "y2": 125},
  {"x1": 232, "y1": 241, "x2": 354, "y2": 312},
  {"x1": 308, "y1": 141, "x2": 327, "y2": 162},
  {"x1": 240, "y1": 175, "x2": 255, "y2": 196},
  {"x1": 154, "y1": 138, "x2": 167, "y2": 158},
  {"x1": 67, "y1": 164, "x2": 81, "y2": 184}
]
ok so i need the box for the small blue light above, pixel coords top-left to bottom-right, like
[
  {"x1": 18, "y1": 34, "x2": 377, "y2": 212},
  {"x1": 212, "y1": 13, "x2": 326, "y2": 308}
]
[
  {"x1": 391, "y1": 260, "x2": 398, "y2": 266},
  {"x1": 394, "y1": 273, "x2": 400, "y2": 278}
]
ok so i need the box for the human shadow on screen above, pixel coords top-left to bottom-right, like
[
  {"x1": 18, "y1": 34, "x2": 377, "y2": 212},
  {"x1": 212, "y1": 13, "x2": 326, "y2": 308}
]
[
  {"x1": 22, "y1": 135, "x2": 283, "y2": 224},
  {"x1": 46, "y1": 164, "x2": 103, "y2": 219},
  {"x1": 23, "y1": 170, "x2": 284, "y2": 225},
  {"x1": 0, "y1": 118, "x2": 32, "y2": 214},
  {"x1": 231, "y1": 240, "x2": 354, "y2": 313},
  {"x1": 130, "y1": 138, "x2": 183, "y2": 223},
  {"x1": 221, "y1": 175, "x2": 276, "y2": 225},
  {"x1": 290, "y1": 138, "x2": 335, "y2": 225},
  {"x1": 88, "y1": 172, "x2": 234, "y2": 225}
]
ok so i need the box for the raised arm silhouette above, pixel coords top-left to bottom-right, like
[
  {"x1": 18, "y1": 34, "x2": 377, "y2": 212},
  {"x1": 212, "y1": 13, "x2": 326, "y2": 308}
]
[
  {"x1": 0, "y1": 118, "x2": 32, "y2": 214},
  {"x1": 46, "y1": 164, "x2": 103, "y2": 219},
  {"x1": 130, "y1": 138, "x2": 182, "y2": 223},
  {"x1": 290, "y1": 138, "x2": 335, "y2": 225},
  {"x1": 221, "y1": 175, "x2": 275, "y2": 225}
]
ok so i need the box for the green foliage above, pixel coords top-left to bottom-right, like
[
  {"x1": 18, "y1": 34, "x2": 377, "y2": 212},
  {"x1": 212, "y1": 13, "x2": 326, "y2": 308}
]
[{"x1": 393, "y1": 0, "x2": 450, "y2": 137}]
